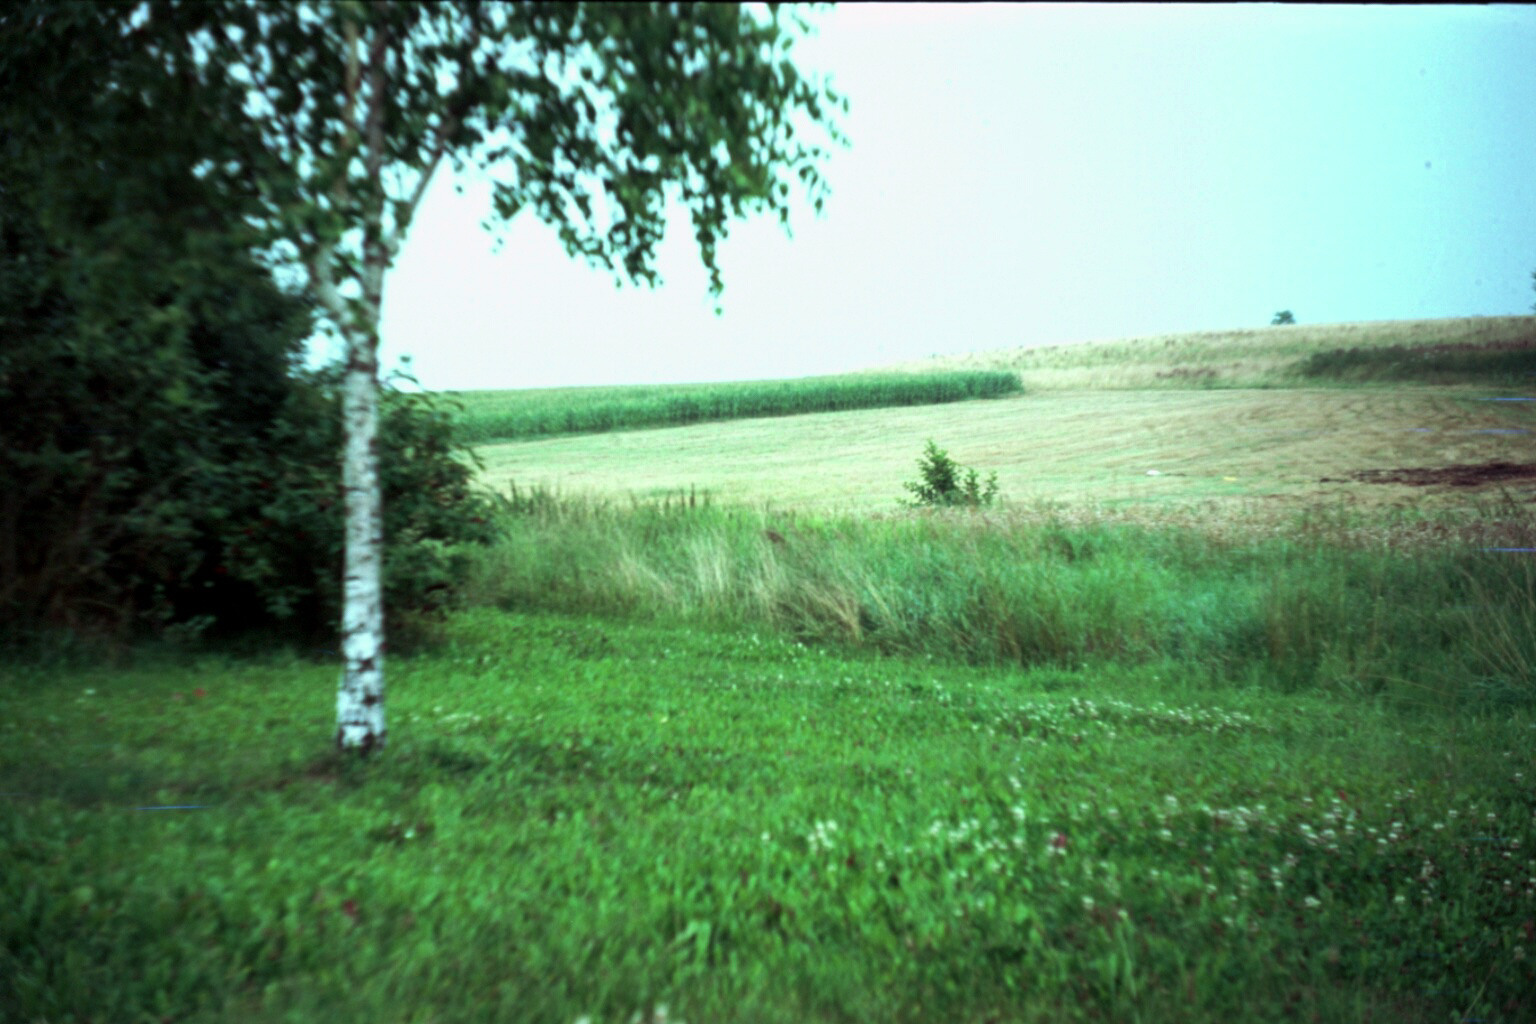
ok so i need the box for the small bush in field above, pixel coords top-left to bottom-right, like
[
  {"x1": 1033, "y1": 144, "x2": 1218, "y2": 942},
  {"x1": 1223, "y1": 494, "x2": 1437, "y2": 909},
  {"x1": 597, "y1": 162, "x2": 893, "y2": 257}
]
[{"x1": 903, "y1": 440, "x2": 999, "y2": 509}]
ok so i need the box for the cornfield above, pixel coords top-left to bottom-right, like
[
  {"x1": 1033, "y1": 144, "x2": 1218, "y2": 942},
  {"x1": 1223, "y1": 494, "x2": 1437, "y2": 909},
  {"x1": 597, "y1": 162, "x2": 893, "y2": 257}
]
[{"x1": 446, "y1": 370, "x2": 1023, "y2": 443}]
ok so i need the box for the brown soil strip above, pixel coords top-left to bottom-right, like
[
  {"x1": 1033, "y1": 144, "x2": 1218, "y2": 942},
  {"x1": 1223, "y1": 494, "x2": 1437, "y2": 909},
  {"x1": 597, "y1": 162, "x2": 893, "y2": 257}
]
[{"x1": 1324, "y1": 461, "x2": 1536, "y2": 488}]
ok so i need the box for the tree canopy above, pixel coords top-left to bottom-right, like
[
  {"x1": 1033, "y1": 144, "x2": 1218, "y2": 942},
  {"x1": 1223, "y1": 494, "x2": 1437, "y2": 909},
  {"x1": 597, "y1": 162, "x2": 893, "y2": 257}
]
[
  {"x1": 1, "y1": 1, "x2": 845, "y2": 753},
  {"x1": 0, "y1": 2, "x2": 496, "y2": 643}
]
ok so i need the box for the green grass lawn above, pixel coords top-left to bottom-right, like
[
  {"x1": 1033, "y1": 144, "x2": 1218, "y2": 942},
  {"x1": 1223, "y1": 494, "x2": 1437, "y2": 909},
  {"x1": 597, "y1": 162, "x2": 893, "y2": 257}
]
[{"x1": 3, "y1": 610, "x2": 1534, "y2": 1023}]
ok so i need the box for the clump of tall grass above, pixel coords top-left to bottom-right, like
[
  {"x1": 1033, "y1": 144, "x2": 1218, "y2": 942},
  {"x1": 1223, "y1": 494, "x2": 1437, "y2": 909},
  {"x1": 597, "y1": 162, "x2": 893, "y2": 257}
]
[
  {"x1": 446, "y1": 370, "x2": 1023, "y2": 443},
  {"x1": 465, "y1": 487, "x2": 1536, "y2": 707}
]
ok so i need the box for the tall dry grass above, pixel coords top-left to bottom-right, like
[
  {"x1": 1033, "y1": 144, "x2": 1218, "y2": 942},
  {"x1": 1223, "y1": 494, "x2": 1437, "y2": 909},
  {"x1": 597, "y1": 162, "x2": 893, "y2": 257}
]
[{"x1": 464, "y1": 486, "x2": 1536, "y2": 707}]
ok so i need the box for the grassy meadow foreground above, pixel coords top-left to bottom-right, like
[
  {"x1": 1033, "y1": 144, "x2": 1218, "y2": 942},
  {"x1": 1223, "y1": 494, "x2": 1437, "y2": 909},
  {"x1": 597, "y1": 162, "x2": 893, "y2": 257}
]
[
  {"x1": 4, "y1": 613, "x2": 1534, "y2": 1024},
  {"x1": 4, "y1": 316, "x2": 1536, "y2": 1023}
]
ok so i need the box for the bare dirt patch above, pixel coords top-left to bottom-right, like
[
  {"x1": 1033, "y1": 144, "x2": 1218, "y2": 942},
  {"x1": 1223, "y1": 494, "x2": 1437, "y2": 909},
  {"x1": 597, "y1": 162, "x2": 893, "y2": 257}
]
[{"x1": 1324, "y1": 461, "x2": 1536, "y2": 489}]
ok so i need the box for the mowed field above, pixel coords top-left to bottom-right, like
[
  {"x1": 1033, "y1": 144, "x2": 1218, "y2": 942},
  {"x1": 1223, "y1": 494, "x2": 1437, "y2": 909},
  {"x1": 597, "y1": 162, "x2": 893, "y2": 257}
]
[{"x1": 474, "y1": 315, "x2": 1536, "y2": 518}]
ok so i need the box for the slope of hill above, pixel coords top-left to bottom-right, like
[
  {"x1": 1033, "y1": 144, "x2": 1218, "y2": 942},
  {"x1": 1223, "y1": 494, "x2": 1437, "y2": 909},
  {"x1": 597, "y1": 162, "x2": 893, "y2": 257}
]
[
  {"x1": 472, "y1": 317, "x2": 1536, "y2": 518},
  {"x1": 872, "y1": 314, "x2": 1536, "y2": 391}
]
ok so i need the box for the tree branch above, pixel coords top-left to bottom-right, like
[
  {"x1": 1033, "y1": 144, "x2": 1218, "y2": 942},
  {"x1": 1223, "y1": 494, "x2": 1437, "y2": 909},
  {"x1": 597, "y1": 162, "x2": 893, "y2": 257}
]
[
  {"x1": 380, "y1": 15, "x2": 482, "y2": 259},
  {"x1": 360, "y1": 22, "x2": 391, "y2": 307}
]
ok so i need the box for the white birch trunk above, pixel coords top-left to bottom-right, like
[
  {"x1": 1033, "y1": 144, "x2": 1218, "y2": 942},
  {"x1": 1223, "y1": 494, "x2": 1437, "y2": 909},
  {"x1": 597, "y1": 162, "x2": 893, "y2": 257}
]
[{"x1": 335, "y1": 327, "x2": 386, "y2": 752}]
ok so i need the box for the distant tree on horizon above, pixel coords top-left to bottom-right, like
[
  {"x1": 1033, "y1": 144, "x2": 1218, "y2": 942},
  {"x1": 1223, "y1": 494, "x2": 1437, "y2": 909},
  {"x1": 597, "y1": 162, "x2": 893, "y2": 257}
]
[{"x1": 1272, "y1": 310, "x2": 1296, "y2": 326}]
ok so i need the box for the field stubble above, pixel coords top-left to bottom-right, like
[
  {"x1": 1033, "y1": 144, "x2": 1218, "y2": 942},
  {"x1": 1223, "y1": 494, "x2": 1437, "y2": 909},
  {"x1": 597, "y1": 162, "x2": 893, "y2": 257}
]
[{"x1": 475, "y1": 385, "x2": 1536, "y2": 525}]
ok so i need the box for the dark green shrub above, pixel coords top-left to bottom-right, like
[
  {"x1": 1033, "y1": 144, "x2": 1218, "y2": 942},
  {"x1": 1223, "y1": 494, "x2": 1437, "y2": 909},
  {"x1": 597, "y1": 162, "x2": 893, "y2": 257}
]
[
  {"x1": 0, "y1": 91, "x2": 495, "y2": 644},
  {"x1": 902, "y1": 441, "x2": 999, "y2": 509},
  {"x1": 174, "y1": 367, "x2": 498, "y2": 642}
]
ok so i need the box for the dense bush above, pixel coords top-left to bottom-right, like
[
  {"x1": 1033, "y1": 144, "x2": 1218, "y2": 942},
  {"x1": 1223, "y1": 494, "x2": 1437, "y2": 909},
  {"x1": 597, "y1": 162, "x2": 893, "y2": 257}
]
[
  {"x1": 0, "y1": 39, "x2": 495, "y2": 645},
  {"x1": 0, "y1": 204, "x2": 496, "y2": 642},
  {"x1": 159, "y1": 366, "x2": 498, "y2": 642}
]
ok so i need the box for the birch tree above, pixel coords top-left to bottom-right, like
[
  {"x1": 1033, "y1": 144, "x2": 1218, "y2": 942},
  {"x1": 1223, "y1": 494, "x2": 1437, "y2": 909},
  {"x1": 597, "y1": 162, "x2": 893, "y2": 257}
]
[{"x1": 118, "y1": 1, "x2": 842, "y2": 753}]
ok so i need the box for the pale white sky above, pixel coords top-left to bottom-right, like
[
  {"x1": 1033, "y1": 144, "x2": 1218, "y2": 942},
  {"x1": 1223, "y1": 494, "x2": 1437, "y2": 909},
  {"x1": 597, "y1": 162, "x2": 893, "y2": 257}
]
[{"x1": 363, "y1": 3, "x2": 1536, "y2": 392}]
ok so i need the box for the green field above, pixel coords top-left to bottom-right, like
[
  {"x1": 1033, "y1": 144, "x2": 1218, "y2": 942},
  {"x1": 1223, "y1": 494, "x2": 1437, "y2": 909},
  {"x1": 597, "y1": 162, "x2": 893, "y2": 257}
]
[
  {"x1": 5, "y1": 317, "x2": 1536, "y2": 1023},
  {"x1": 445, "y1": 370, "x2": 1024, "y2": 444}
]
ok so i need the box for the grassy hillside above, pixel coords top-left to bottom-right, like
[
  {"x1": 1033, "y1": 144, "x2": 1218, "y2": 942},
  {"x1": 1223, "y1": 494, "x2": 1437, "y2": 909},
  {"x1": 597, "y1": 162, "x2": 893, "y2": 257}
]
[
  {"x1": 873, "y1": 314, "x2": 1536, "y2": 391},
  {"x1": 444, "y1": 370, "x2": 1022, "y2": 444}
]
